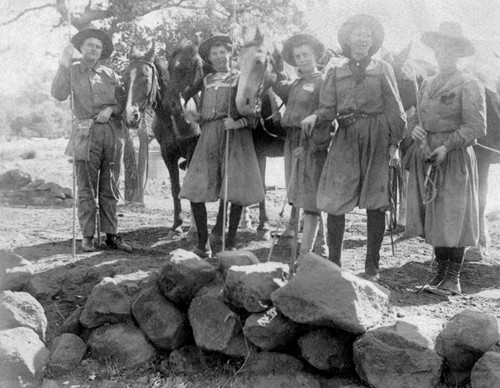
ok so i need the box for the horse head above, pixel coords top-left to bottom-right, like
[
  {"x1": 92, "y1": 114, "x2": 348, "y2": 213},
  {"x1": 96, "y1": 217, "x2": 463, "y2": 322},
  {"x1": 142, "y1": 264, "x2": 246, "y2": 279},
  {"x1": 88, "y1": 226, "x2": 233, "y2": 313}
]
[
  {"x1": 382, "y1": 43, "x2": 420, "y2": 111},
  {"x1": 236, "y1": 27, "x2": 283, "y2": 117},
  {"x1": 123, "y1": 43, "x2": 160, "y2": 128}
]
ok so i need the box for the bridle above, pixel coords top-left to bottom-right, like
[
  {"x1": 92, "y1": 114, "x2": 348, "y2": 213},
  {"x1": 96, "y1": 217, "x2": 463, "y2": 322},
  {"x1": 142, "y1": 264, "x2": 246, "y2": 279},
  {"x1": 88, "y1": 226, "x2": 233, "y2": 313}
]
[{"x1": 126, "y1": 59, "x2": 160, "y2": 113}]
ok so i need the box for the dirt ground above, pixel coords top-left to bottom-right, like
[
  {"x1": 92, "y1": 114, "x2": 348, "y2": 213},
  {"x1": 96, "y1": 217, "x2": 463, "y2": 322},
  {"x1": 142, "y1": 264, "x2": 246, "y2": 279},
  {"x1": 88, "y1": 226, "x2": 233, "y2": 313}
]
[{"x1": 1, "y1": 138, "x2": 500, "y2": 387}]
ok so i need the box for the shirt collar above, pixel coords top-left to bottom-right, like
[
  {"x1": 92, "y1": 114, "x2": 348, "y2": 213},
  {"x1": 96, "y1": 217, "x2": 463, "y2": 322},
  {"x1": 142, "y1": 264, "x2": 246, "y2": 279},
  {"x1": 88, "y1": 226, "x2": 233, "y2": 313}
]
[{"x1": 77, "y1": 61, "x2": 105, "y2": 74}]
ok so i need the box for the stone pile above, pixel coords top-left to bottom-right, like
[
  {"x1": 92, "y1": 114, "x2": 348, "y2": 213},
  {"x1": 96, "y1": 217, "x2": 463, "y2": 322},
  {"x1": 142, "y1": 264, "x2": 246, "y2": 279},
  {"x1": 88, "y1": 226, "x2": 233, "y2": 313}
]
[{"x1": 1, "y1": 248, "x2": 499, "y2": 388}]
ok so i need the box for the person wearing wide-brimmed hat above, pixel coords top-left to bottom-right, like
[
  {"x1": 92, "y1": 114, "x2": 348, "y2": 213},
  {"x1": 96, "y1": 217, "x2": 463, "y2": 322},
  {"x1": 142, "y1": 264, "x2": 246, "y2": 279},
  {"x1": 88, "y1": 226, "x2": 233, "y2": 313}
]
[
  {"x1": 180, "y1": 33, "x2": 264, "y2": 258},
  {"x1": 406, "y1": 22, "x2": 486, "y2": 295},
  {"x1": 273, "y1": 33, "x2": 329, "y2": 257},
  {"x1": 51, "y1": 28, "x2": 131, "y2": 253},
  {"x1": 301, "y1": 14, "x2": 406, "y2": 281}
]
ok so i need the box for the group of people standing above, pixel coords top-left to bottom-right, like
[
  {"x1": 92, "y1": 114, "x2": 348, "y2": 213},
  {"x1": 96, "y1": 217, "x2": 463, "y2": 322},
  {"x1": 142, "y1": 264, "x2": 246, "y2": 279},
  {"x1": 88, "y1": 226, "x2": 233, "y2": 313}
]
[{"x1": 53, "y1": 13, "x2": 486, "y2": 297}]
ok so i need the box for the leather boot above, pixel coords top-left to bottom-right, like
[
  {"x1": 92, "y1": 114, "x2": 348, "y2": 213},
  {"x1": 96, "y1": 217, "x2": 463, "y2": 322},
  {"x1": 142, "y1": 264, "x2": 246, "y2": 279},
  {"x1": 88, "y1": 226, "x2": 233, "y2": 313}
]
[
  {"x1": 327, "y1": 214, "x2": 345, "y2": 267},
  {"x1": 365, "y1": 209, "x2": 385, "y2": 278},
  {"x1": 191, "y1": 202, "x2": 211, "y2": 258},
  {"x1": 428, "y1": 262, "x2": 462, "y2": 295},
  {"x1": 81, "y1": 236, "x2": 95, "y2": 252},
  {"x1": 428, "y1": 257, "x2": 449, "y2": 287},
  {"x1": 225, "y1": 203, "x2": 242, "y2": 250},
  {"x1": 300, "y1": 213, "x2": 319, "y2": 255}
]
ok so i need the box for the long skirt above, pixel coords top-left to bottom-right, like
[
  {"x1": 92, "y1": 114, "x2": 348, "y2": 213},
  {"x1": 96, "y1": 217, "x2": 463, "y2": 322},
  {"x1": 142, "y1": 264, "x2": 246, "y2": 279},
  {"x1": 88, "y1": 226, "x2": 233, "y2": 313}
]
[
  {"x1": 180, "y1": 119, "x2": 264, "y2": 206},
  {"x1": 317, "y1": 116, "x2": 391, "y2": 215},
  {"x1": 406, "y1": 133, "x2": 479, "y2": 247}
]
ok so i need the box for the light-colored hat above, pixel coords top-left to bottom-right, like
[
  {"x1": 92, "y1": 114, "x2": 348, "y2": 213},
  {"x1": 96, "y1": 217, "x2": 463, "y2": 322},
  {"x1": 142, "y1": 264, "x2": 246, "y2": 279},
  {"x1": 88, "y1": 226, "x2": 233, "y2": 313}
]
[
  {"x1": 199, "y1": 34, "x2": 232, "y2": 62},
  {"x1": 71, "y1": 28, "x2": 113, "y2": 59},
  {"x1": 337, "y1": 14, "x2": 384, "y2": 58},
  {"x1": 282, "y1": 34, "x2": 326, "y2": 67},
  {"x1": 421, "y1": 22, "x2": 475, "y2": 57}
]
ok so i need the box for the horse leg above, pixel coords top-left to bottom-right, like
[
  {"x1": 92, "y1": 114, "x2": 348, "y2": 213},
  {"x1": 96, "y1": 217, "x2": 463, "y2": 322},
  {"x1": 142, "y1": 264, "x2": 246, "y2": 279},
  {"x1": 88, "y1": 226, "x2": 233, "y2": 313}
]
[
  {"x1": 256, "y1": 153, "x2": 271, "y2": 240},
  {"x1": 465, "y1": 153, "x2": 490, "y2": 261},
  {"x1": 164, "y1": 154, "x2": 184, "y2": 240}
]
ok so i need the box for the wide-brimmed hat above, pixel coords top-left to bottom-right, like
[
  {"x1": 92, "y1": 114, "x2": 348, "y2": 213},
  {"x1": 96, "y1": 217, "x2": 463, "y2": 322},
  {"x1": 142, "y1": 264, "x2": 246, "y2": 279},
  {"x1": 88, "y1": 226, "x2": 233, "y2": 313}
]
[
  {"x1": 338, "y1": 14, "x2": 384, "y2": 58},
  {"x1": 282, "y1": 34, "x2": 326, "y2": 67},
  {"x1": 71, "y1": 28, "x2": 113, "y2": 59},
  {"x1": 421, "y1": 22, "x2": 475, "y2": 57},
  {"x1": 199, "y1": 34, "x2": 232, "y2": 62}
]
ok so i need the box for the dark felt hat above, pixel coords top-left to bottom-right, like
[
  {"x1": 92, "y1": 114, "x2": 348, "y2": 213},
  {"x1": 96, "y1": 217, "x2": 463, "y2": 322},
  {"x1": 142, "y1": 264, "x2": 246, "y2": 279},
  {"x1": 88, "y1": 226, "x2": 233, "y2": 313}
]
[
  {"x1": 199, "y1": 34, "x2": 232, "y2": 62},
  {"x1": 71, "y1": 28, "x2": 113, "y2": 59},
  {"x1": 282, "y1": 34, "x2": 326, "y2": 67},
  {"x1": 421, "y1": 22, "x2": 475, "y2": 57},
  {"x1": 338, "y1": 14, "x2": 384, "y2": 58}
]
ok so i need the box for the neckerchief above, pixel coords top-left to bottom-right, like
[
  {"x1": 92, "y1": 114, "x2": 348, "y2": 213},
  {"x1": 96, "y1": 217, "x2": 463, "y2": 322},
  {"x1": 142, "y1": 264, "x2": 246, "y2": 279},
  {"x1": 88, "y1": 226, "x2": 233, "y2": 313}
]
[{"x1": 348, "y1": 56, "x2": 371, "y2": 85}]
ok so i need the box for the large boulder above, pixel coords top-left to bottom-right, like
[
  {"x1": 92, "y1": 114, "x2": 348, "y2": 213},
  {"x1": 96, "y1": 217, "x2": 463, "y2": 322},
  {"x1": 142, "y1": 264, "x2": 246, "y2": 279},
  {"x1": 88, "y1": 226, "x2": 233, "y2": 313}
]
[
  {"x1": 0, "y1": 250, "x2": 34, "y2": 291},
  {"x1": 243, "y1": 308, "x2": 300, "y2": 351},
  {"x1": 156, "y1": 249, "x2": 217, "y2": 307},
  {"x1": 0, "y1": 327, "x2": 49, "y2": 388},
  {"x1": 0, "y1": 169, "x2": 31, "y2": 190},
  {"x1": 298, "y1": 328, "x2": 355, "y2": 373},
  {"x1": 131, "y1": 285, "x2": 190, "y2": 351},
  {"x1": 471, "y1": 351, "x2": 500, "y2": 388},
  {"x1": 168, "y1": 345, "x2": 208, "y2": 375},
  {"x1": 0, "y1": 291, "x2": 47, "y2": 341},
  {"x1": 79, "y1": 277, "x2": 131, "y2": 329},
  {"x1": 48, "y1": 333, "x2": 87, "y2": 375},
  {"x1": 224, "y1": 262, "x2": 289, "y2": 313},
  {"x1": 216, "y1": 250, "x2": 260, "y2": 277},
  {"x1": 188, "y1": 294, "x2": 253, "y2": 358},
  {"x1": 394, "y1": 315, "x2": 445, "y2": 351},
  {"x1": 271, "y1": 253, "x2": 390, "y2": 334},
  {"x1": 353, "y1": 328, "x2": 443, "y2": 388},
  {"x1": 435, "y1": 309, "x2": 499, "y2": 386},
  {"x1": 87, "y1": 323, "x2": 157, "y2": 369}
]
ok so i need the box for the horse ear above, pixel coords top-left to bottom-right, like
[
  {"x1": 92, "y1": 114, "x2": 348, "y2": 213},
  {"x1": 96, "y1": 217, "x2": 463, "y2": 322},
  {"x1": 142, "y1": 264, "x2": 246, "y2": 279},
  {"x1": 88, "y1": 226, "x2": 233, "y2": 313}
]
[
  {"x1": 129, "y1": 45, "x2": 139, "y2": 60},
  {"x1": 272, "y1": 45, "x2": 284, "y2": 73},
  {"x1": 194, "y1": 32, "x2": 202, "y2": 47},
  {"x1": 145, "y1": 42, "x2": 156, "y2": 62},
  {"x1": 396, "y1": 42, "x2": 412, "y2": 64},
  {"x1": 254, "y1": 26, "x2": 264, "y2": 45}
]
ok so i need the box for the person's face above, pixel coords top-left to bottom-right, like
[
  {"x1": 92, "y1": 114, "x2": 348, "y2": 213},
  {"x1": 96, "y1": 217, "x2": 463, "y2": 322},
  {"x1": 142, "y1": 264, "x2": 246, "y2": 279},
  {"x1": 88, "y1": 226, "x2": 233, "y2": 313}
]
[
  {"x1": 293, "y1": 44, "x2": 317, "y2": 74},
  {"x1": 209, "y1": 45, "x2": 231, "y2": 72},
  {"x1": 80, "y1": 37, "x2": 103, "y2": 64},
  {"x1": 349, "y1": 25, "x2": 372, "y2": 60},
  {"x1": 432, "y1": 41, "x2": 459, "y2": 70}
]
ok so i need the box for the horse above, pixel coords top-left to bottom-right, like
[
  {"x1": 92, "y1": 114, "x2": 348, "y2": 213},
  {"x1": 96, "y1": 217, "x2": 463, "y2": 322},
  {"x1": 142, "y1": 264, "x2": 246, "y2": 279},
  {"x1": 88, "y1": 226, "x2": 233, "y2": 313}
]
[
  {"x1": 384, "y1": 45, "x2": 500, "y2": 260},
  {"x1": 123, "y1": 40, "x2": 203, "y2": 239}
]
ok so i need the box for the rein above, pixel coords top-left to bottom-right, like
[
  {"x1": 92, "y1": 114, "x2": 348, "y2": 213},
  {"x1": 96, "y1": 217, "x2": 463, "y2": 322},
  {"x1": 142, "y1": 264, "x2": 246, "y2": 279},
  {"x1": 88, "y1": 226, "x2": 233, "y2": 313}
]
[{"x1": 127, "y1": 59, "x2": 159, "y2": 112}]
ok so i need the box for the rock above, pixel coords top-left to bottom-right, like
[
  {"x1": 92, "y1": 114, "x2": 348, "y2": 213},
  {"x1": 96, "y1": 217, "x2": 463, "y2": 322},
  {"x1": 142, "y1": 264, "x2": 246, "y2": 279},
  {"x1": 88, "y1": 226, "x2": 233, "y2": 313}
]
[
  {"x1": 79, "y1": 277, "x2": 131, "y2": 329},
  {"x1": 243, "y1": 308, "x2": 300, "y2": 351},
  {"x1": 239, "y1": 373, "x2": 321, "y2": 388},
  {"x1": 298, "y1": 328, "x2": 355, "y2": 373},
  {"x1": 0, "y1": 169, "x2": 31, "y2": 190},
  {"x1": 353, "y1": 328, "x2": 443, "y2": 388},
  {"x1": 48, "y1": 333, "x2": 87, "y2": 375},
  {"x1": 216, "y1": 250, "x2": 260, "y2": 277},
  {"x1": 0, "y1": 327, "x2": 49, "y2": 388},
  {"x1": 168, "y1": 345, "x2": 208, "y2": 375},
  {"x1": 394, "y1": 315, "x2": 445, "y2": 351},
  {"x1": 41, "y1": 379, "x2": 60, "y2": 388},
  {"x1": 224, "y1": 262, "x2": 289, "y2": 313},
  {"x1": 26, "y1": 275, "x2": 59, "y2": 300},
  {"x1": 131, "y1": 285, "x2": 190, "y2": 351},
  {"x1": 87, "y1": 323, "x2": 157, "y2": 369},
  {"x1": 271, "y1": 253, "x2": 390, "y2": 334},
  {"x1": 471, "y1": 351, "x2": 500, "y2": 388},
  {"x1": 188, "y1": 294, "x2": 252, "y2": 358},
  {"x1": 0, "y1": 250, "x2": 34, "y2": 291},
  {"x1": 0, "y1": 290, "x2": 47, "y2": 341},
  {"x1": 436, "y1": 309, "x2": 499, "y2": 386},
  {"x1": 60, "y1": 306, "x2": 84, "y2": 335},
  {"x1": 244, "y1": 351, "x2": 304, "y2": 374},
  {"x1": 156, "y1": 249, "x2": 217, "y2": 307}
]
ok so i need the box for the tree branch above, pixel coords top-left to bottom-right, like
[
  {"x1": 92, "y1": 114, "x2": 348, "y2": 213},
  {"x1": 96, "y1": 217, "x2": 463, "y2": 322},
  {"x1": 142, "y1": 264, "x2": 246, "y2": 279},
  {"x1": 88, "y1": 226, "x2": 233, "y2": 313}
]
[{"x1": 0, "y1": 3, "x2": 55, "y2": 26}]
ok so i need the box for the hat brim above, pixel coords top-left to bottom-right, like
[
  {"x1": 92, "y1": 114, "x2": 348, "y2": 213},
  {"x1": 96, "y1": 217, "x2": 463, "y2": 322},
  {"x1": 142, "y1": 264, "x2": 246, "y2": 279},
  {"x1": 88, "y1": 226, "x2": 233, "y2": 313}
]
[
  {"x1": 199, "y1": 35, "x2": 232, "y2": 62},
  {"x1": 338, "y1": 14, "x2": 384, "y2": 59},
  {"x1": 282, "y1": 34, "x2": 326, "y2": 67},
  {"x1": 71, "y1": 28, "x2": 113, "y2": 59},
  {"x1": 421, "y1": 31, "x2": 475, "y2": 57}
]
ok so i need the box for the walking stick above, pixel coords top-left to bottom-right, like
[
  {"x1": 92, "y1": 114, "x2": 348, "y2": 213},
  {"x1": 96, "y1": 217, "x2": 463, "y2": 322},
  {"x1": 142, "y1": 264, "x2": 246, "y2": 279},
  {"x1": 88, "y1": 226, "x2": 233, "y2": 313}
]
[
  {"x1": 221, "y1": 0, "x2": 238, "y2": 252},
  {"x1": 65, "y1": 0, "x2": 77, "y2": 257}
]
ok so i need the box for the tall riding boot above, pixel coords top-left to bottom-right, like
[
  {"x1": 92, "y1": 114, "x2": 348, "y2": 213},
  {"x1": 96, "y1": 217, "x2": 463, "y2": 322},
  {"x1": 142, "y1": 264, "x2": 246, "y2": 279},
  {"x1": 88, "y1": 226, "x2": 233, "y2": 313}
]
[
  {"x1": 426, "y1": 247, "x2": 449, "y2": 287},
  {"x1": 190, "y1": 202, "x2": 211, "y2": 258},
  {"x1": 327, "y1": 214, "x2": 345, "y2": 267},
  {"x1": 226, "y1": 203, "x2": 243, "y2": 250},
  {"x1": 300, "y1": 213, "x2": 320, "y2": 255},
  {"x1": 432, "y1": 247, "x2": 465, "y2": 295},
  {"x1": 365, "y1": 209, "x2": 385, "y2": 280}
]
